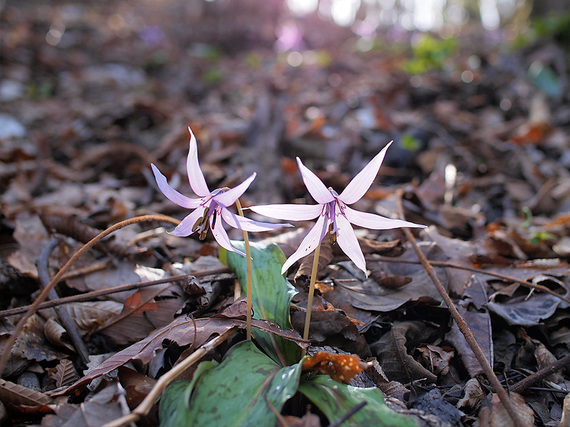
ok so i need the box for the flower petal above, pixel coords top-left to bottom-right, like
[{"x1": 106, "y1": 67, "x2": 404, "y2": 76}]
[
  {"x1": 296, "y1": 157, "x2": 334, "y2": 204},
  {"x1": 281, "y1": 214, "x2": 329, "y2": 274},
  {"x1": 344, "y1": 206, "x2": 424, "y2": 230},
  {"x1": 186, "y1": 127, "x2": 211, "y2": 197},
  {"x1": 151, "y1": 164, "x2": 202, "y2": 209},
  {"x1": 249, "y1": 204, "x2": 322, "y2": 221},
  {"x1": 335, "y1": 214, "x2": 366, "y2": 272},
  {"x1": 338, "y1": 142, "x2": 391, "y2": 205},
  {"x1": 210, "y1": 217, "x2": 245, "y2": 256},
  {"x1": 220, "y1": 208, "x2": 290, "y2": 232},
  {"x1": 214, "y1": 173, "x2": 256, "y2": 207},
  {"x1": 171, "y1": 206, "x2": 206, "y2": 237}
]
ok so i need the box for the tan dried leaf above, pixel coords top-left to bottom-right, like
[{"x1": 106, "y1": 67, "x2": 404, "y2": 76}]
[
  {"x1": 478, "y1": 392, "x2": 534, "y2": 427},
  {"x1": 44, "y1": 318, "x2": 74, "y2": 352},
  {"x1": 0, "y1": 378, "x2": 52, "y2": 407},
  {"x1": 457, "y1": 378, "x2": 485, "y2": 410}
]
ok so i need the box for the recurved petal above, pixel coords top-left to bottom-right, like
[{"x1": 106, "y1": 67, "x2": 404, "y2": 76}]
[
  {"x1": 296, "y1": 157, "x2": 334, "y2": 204},
  {"x1": 170, "y1": 206, "x2": 206, "y2": 237},
  {"x1": 210, "y1": 217, "x2": 246, "y2": 256},
  {"x1": 344, "y1": 206, "x2": 424, "y2": 230},
  {"x1": 186, "y1": 127, "x2": 211, "y2": 197},
  {"x1": 214, "y1": 173, "x2": 256, "y2": 207},
  {"x1": 151, "y1": 164, "x2": 202, "y2": 209},
  {"x1": 338, "y1": 142, "x2": 391, "y2": 205},
  {"x1": 220, "y1": 209, "x2": 291, "y2": 232},
  {"x1": 249, "y1": 203, "x2": 322, "y2": 221},
  {"x1": 281, "y1": 214, "x2": 329, "y2": 274},
  {"x1": 335, "y1": 214, "x2": 366, "y2": 273}
]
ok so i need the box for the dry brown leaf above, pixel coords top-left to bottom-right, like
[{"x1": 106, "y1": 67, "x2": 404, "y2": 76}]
[
  {"x1": 0, "y1": 378, "x2": 53, "y2": 407},
  {"x1": 44, "y1": 318, "x2": 75, "y2": 352},
  {"x1": 560, "y1": 393, "x2": 570, "y2": 427},
  {"x1": 12, "y1": 314, "x2": 67, "y2": 362},
  {"x1": 478, "y1": 392, "x2": 534, "y2": 427},
  {"x1": 369, "y1": 321, "x2": 437, "y2": 384},
  {"x1": 457, "y1": 378, "x2": 485, "y2": 411},
  {"x1": 47, "y1": 359, "x2": 79, "y2": 389}
]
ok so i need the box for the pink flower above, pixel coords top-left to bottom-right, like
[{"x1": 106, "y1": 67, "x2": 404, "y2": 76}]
[
  {"x1": 250, "y1": 142, "x2": 424, "y2": 273},
  {"x1": 152, "y1": 127, "x2": 288, "y2": 256}
]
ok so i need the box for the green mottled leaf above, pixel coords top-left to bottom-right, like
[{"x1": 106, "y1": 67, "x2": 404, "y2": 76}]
[
  {"x1": 299, "y1": 375, "x2": 418, "y2": 427},
  {"x1": 159, "y1": 360, "x2": 218, "y2": 426},
  {"x1": 220, "y1": 241, "x2": 301, "y2": 365},
  {"x1": 187, "y1": 341, "x2": 303, "y2": 427}
]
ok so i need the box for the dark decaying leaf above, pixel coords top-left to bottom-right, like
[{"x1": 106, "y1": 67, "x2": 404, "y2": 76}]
[
  {"x1": 370, "y1": 321, "x2": 437, "y2": 384},
  {"x1": 42, "y1": 384, "x2": 125, "y2": 427},
  {"x1": 291, "y1": 309, "x2": 371, "y2": 358},
  {"x1": 12, "y1": 315, "x2": 67, "y2": 363},
  {"x1": 295, "y1": 238, "x2": 333, "y2": 282},
  {"x1": 63, "y1": 316, "x2": 241, "y2": 394},
  {"x1": 412, "y1": 388, "x2": 465, "y2": 426}
]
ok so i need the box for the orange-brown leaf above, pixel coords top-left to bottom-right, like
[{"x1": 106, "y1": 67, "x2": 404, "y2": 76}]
[{"x1": 302, "y1": 352, "x2": 369, "y2": 384}]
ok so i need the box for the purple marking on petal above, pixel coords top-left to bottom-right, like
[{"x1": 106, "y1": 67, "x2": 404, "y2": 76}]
[
  {"x1": 344, "y1": 206, "x2": 424, "y2": 230},
  {"x1": 220, "y1": 209, "x2": 289, "y2": 232},
  {"x1": 171, "y1": 207, "x2": 206, "y2": 237},
  {"x1": 249, "y1": 203, "x2": 322, "y2": 221},
  {"x1": 214, "y1": 173, "x2": 256, "y2": 207},
  {"x1": 296, "y1": 157, "x2": 334, "y2": 204},
  {"x1": 339, "y1": 142, "x2": 392, "y2": 205},
  {"x1": 281, "y1": 214, "x2": 329, "y2": 274},
  {"x1": 335, "y1": 214, "x2": 366, "y2": 272},
  {"x1": 151, "y1": 164, "x2": 202, "y2": 209},
  {"x1": 210, "y1": 217, "x2": 245, "y2": 256},
  {"x1": 186, "y1": 127, "x2": 211, "y2": 197}
]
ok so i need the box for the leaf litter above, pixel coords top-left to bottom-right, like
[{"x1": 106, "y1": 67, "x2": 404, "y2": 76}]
[{"x1": 0, "y1": 0, "x2": 569, "y2": 425}]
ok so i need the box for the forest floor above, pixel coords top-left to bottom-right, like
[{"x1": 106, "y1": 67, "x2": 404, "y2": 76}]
[{"x1": 1, "y1": 1, "x2": 569, "y2": 426}]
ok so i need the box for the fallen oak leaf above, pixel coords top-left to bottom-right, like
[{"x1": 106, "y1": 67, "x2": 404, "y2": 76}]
[{"x1": 302, "y1": 352, "x2": 371, "y2": 384}]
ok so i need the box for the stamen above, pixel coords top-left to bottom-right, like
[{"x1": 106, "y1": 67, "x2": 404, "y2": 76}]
[
  {"x1": 329, "y1": 222, "x2": 337, "y2": 245},
  {"x1": 193, "y1": 210, "x2": 209, "y2": 237}
]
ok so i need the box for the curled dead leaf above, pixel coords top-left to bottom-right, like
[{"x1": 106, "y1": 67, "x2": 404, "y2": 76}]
[{"x1": 302, "y1": 352, "x2": 371, "y2": 384}]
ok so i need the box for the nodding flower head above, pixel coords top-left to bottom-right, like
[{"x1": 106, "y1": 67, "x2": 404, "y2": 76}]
[
  {"x1": 250, "y1": 142, "x2": 425, "y2": 273},
  {"x1": 151, "y1": 127, "x2": 289, "y2": 256}
]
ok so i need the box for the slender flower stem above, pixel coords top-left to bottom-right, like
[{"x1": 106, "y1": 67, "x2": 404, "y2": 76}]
[
  {"x1": 235, "y1": 199, "x2": 253, "y2": 341},
  {"x1": 303, "y1": 242, "x2": 321, "y2": 344}
]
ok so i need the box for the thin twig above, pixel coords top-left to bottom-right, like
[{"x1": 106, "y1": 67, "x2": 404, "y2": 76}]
[
  {"x1": 395, "y1": 189, "x2": 525, "y2": 426},
  {"x1": 511, "y1": 353, "x2": 570, "y2": 393},
  {"x1": 0, "y1": 268, "x2": 232, "y2": 319},
  {"x1": 36, "y1": 237, "x2": 90, "y2": 364},
  {"x1": 104, "y1": 326, "x2": 238, "y2": 427},
  {"x1": 366, "y1": 256, "x2": 570, "y2": 305},
  {"x1": 0, "y1": 214, "x2": 180, "y2": 377}
]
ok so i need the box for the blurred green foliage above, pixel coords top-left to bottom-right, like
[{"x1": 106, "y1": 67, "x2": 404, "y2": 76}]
[{"x1": 402, "y1": 34, "x2": 457, "y2": 75}]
